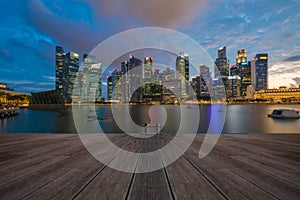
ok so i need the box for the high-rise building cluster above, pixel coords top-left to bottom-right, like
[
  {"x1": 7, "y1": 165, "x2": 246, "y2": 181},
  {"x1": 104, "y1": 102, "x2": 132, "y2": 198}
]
[
  {"x1": 105, "y1": 47, "x2": 268, "y2": 103},
  {"x1": 107, "y1": 53, "x2": 191, "y2": 104},
  {"x1": 211, "y1": 46, "x2": 268, "y2": 101},
  {"x1": 55, "y1": 46, "x2": 103, "y2": 103},
  {"x1": 55, "y1": 44, "x2": 269, "y2": 103}
]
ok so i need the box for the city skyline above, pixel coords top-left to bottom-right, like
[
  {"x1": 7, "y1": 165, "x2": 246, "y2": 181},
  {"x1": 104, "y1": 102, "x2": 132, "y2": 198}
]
[{"x1": 0, "y1": 0, "x2": 300, "y2": 93}]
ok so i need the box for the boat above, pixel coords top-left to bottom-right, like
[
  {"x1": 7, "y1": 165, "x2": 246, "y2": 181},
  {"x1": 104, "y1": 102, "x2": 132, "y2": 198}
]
[{"x1": 268, "y1": 109, "x2": 300, "y2": 119}]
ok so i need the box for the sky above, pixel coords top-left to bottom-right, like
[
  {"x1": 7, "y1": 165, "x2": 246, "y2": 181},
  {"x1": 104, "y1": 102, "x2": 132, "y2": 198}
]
[{"x1": 0, "y1": 0, "x2": 300, "y2": 93}]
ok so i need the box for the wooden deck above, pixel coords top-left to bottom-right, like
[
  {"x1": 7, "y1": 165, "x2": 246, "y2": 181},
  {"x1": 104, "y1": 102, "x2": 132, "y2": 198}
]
[{"x1": 0, "y1": 134, "x2": 299, "y2": 200}]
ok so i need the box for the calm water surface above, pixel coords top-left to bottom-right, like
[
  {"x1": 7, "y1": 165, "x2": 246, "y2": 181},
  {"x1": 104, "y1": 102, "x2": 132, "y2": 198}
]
[{"x1": 0, "y1": 105, "x2": 299, "y2": 134}]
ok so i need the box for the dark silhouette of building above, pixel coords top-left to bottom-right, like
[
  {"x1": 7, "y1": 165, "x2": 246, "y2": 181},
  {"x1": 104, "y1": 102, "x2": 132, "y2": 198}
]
[{"x1": 29, "y1": 90, "x2": 65, "y2": 110}]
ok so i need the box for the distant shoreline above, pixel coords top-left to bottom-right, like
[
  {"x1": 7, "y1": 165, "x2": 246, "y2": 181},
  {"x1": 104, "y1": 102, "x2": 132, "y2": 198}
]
[{"x1": 66, "y1": 102, "x2": 300, "y2": 106}]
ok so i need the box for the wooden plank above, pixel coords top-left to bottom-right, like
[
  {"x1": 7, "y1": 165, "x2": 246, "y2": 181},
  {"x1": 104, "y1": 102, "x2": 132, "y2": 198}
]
[
  {"x1": 129, "y1": 135, "x2": 171, "y2": 200},
  {"x1": 158, "y1": 135, "x2": 226, "y2": 200},
  {"x1": 22, "y1": 135, "x2": 130, "y2": 200},
  {"x1": 185, "y1": 136, "x2": 278, "y2": 199},
  {"x1": 0, "y1": 134, "x2": 299, "y2": 200},
  {"x1": 212, "y1": 135, "x2": 300, "y2": 180},
  {"x1": 73, "y1": 135, "x2": 141, "y2": 200},
  {"x1": 193, "y1": 135, "x2": 300, "y2": 199},
  {"x1": 0, "y1": 135, "x2": 128, "y2": 199}
]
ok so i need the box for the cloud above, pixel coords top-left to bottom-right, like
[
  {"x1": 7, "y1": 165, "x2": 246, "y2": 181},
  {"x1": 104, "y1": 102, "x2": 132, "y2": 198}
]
[
  {"x1": 269, "y1": 58, "x2": 300, "y2": 88},
  {"x1": 269, "y1": 59, "x2": 300, "y2": 75},
  {"x1": 293, "y1": 77, "x2": 300, "y2": 84},
  {"x1": 85, "y1": 0, "x2": 210, "y2": 27},
  {"x1": 42, "y1": 75, "x2": 55, "y2": 80},
  {"x1": 283, "y1": 55, "x2": 300, "y2": 62},
  {"x1": 26, "y1": 0, "x2": 101, "y2": 53}
]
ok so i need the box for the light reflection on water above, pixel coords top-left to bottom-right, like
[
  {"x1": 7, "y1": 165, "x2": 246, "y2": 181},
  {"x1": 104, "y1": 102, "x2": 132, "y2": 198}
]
[{"x1": 0, "y1": 105, "x2": 299, "y2": 134}]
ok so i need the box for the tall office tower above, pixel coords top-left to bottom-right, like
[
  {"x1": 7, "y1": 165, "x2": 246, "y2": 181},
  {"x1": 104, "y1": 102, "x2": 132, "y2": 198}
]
[
  {"x1": 107, "y1": 69, "x2": 122, "y2": 101},
  {"x1": 191, "y1": 76, "x2": 201, "y2": 99},
  {"x1": 176, "y1": 52, "x2": 189, "y2": 81},
  {"x1": 160, "y1": 67, "x2": 177, "y2": 104},
  {"x1": 65, "y1": 52, "x2": 79, "y2": 102},
  {"x1": 88, "y1": 64, "x2": 102, "y2": 102},
  {"x1": 239, "y1": 61, "x2": 251, "y2": 97},
  {"x1": 80, "y1": 54, "x2": 102, "y2": 102},
  {"x1": 228, "y1": 75, "x2": 241, "y2": 98},
  {"x1": 215, "y1": 46, "x2": 230, "y2": 97},
  {"x1": 144, "y1": 57, "x2": 153, "y2": 79},
  {"x1": 121, "y1": 61, "x2": 129, "y2": 74},
  {"x1": 236, "y1": 49, "x2": 251, "y2": 97},
  {"x1": 129, "y1": 54, "x2": 143, "y2": 71},
  {"x1": 124, "y1": 54, "x2": 143, "y2": 103},
  {"x1": 89, "y1": 64, "x2": 102, "y2": 102},
  {"x1": 228, "y1": 65, "x2": 241, "y2": 99},
  {"x1": 55, "y1": 46, "x2": 66, "y2": 96},
  {"x1": 250, "y1": 57, "x2": 256, "y2": 88},
  {"x1": 107, "y1": 75, "x2": 113, "y2": 100},
  {"x1": 199, "y1": 64, "x2": 210, "y2": 98},
  {"x1": 176, "y1": 52, "x2": 189, "y2": 98},
  {"x1": 255, "y1": 54, "x2": 268, "y2": 91},
  {"x1": 211, "y1": 78, "x2": 226, "y2": 101},
  {"x1": 236, "y1": 49, "x2": 247, "y2": 64},
  {"x1": 143, "y1": 57, "x2": 153, "y2": 102},
  {"x1": 120, "y1": 61, "x2": 129, "y2": 102}
]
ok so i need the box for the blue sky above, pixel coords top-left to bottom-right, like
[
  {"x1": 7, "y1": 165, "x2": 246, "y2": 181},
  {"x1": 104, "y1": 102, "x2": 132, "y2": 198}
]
[{"x1": 0, "y1": 0, "x2": 300, "y2": 93}]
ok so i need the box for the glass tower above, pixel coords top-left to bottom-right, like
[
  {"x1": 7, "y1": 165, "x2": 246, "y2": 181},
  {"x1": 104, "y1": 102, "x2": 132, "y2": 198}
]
[
  {"x1": 65, "y1": 52, "x2": 79, "y2": 102},
  {"x1": 255, "y1": 54, "x2": 268, "y2": 91},
  {"x1": 55, "y1": 46, "x2": 66, "y2": 96}
]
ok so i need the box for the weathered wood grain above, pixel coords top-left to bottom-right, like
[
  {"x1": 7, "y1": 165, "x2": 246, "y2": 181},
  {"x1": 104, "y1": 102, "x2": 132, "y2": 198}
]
[{"x1": 0, "y1": 134, "x2": 299, "y2": 200}]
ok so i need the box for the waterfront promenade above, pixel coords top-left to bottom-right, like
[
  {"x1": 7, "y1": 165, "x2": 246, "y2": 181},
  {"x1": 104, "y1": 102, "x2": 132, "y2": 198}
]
[{"x1": 0, "y1": 134, "x2": 299, "y2": 199}]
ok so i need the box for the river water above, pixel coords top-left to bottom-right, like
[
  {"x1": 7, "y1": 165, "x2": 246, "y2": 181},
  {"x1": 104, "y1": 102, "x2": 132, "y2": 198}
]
[{"x1": 0, "y1": 105, "x2": 299, "y2": 134}]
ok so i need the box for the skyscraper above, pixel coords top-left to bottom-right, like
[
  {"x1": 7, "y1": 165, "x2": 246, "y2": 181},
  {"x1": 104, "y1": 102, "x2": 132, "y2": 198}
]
[
  {"x1": 65, "y1": 52, "x2": 79, "y2": 102},
  {"x1": 124, "y1": 54, "x2": 143, "y2": 103},
  {"x1": 121, "y1": 61, "x2": 129, "y2": 75},
  {"x1": 236, "y1": 49, "x2": 251, "y2": 97},
  {"x1": 176, "y1": 52, "x2": 189, "y2": 98},
  {"x1": 239, "y1": 61, "x2": 251, "y2": 97},
  {"x1": 86, "y1": 57, "x2": 102, "y2": 102},
  {"x1": 250, "y1": 57, "x2": 256, "y2": 88},
  {"x1": 176, "y1": 52, "x2": 189, "y2": 81},
  {"x1": 144, "y1": 57, "x2": 153, "y2": 79},
  {"x1": 191, "y1": 76, "x2": 201, "y2": 99},
  {"x1": 215, "y1": 46, "x2": 230, "y2": 97},
  {"x1": 129, "y1": 54, "x2": 143, "y2": 72},
  {"x1": 228, "y1": 65, "x2": 241, "y2": 99},
  {"x1": 236, "y1": 49, "x2": 247, "y2": 64},
  {"x1": 107, "y1": 75, "x2": 113, "y2": 100},
  {"x1": 55, "y1": 46, "x2": 66, "y2": 96},
  {"x1": 107, "y1": 69, "x2": 123, "y2": 101},
  {"x1": 255, "y1": 54, "x2": 268, "y2": 91},
  {"x1": 199, "y1": 64, "x2": 210, "y2": 98}
]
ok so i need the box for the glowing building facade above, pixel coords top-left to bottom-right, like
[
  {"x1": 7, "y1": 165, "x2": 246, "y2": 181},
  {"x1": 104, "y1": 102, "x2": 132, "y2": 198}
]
[
  {"x1": 55, "y1": 46, "x2": 66, "y2": 96},
  {"x1": 255, "y1": 54, "x2": 268, "y2": 91},
  {"x1": 176, "y1": 52, "x2": 189, "y2": 98}
]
